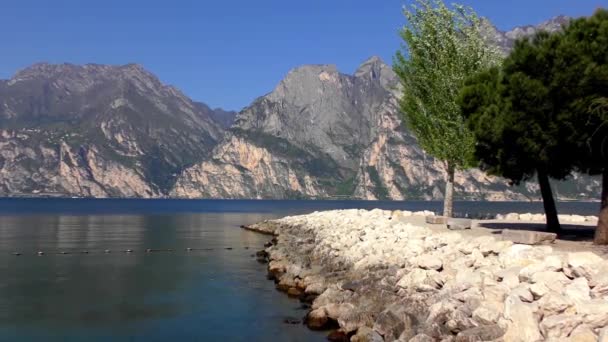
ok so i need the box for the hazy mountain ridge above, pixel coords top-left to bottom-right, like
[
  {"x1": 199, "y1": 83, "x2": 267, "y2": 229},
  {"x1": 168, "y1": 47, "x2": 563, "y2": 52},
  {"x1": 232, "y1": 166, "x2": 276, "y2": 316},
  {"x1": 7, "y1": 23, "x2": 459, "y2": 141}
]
[{"x1": 0, "y1": 63, "x2": 225, "y2": 197}]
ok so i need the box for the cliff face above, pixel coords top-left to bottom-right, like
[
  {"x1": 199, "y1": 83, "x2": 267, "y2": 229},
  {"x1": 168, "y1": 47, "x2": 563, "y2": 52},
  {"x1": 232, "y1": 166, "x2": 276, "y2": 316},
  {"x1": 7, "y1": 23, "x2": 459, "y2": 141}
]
[
  {"x1": 172, "y1": 16, "x2": 600, "y2": 201},
  {"x1": 0, "y1": 63, "x2": 224, "y2": 197},
  {"x1": 1, "y1": 16, "x2": 601, "y2": 200},
  {"x1": 172, "y1": 55, "x2": 600, "y2": 201}
]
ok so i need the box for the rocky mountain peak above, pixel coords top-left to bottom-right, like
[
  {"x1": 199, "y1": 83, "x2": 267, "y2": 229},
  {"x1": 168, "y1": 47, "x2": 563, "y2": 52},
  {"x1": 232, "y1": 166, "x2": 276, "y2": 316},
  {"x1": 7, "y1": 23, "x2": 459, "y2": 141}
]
[
  {"x1": 355, "y1": 56, "x2": 398, "y2": 92},
  {"x1": 354, "y1": 56, "x2": 385, "y2": 78},
  {"x1": 482, "y1": 15, "x2": 572, "y2": 54}
]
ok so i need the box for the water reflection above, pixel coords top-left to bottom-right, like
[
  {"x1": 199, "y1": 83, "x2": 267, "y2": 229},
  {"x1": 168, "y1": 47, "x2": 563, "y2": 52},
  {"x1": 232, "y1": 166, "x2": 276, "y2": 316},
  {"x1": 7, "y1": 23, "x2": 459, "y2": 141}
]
[{"x1": 0, "y1": 212, "x2": 322, "y2": 341}]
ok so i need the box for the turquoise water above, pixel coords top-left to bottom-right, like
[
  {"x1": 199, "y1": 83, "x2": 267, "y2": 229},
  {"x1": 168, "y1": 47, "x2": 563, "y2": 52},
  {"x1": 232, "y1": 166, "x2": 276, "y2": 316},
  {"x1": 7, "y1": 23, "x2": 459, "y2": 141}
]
[{"x1": 0, "y1": 199, "x2": 598, "y2": 341}]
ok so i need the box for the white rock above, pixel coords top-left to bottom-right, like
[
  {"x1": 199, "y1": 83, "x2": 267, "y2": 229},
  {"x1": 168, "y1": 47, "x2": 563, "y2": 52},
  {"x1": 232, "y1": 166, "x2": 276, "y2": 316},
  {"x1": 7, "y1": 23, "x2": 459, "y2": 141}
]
[
  {"x1": 569, "y1": 215, "x2": 587, "y2": 223},
  {"x1": 485, "y1": 240, "x2": 513, "y2": 255},
  {"x1": 505, "y1": 213, "x2": 520, "y2": 220},
  {"x1": 396, "y1": 268, "x2": 427, "y2": 289},
  {"x1": 503, "y1": 296, "x2": 542, "y2": 342},
  {"x1": 499, "y1": 245, "x2": 551, "y2": 268},
  {"x1": 324, "y1": 302, "x2": 355, "y2": 320},
  {"x1": 567, "y1": 252, "x2": 604, "y2": 268},
  {"x1": 576, "y1": 299, "x2": 608, "y2": 329},
  {"x1": 530, "y1": 271, "x2": 571, "y2": 293},
  {"x1": 599, "y1": 326, "x2": 608, "y2": 342},
  {"x1": 472, "y1": 305, "x2": 501, "y2": 324},
  {"x1": 415, "y1": 256, "x2": 443, "y2": 271},
  {"x1": 497, "y1": 267, "x2": 522, "y2": 289},
  {"x1": 511, "y1": 285, "x2": 534, "y2": 302},
  {"x1": 519, "y1": 213, "x2": 533, "y2": 221},
  {"x1": 519, "y1": 262, "x2": 548, "y2": 282},
  {"x1": 537, "y1": 292, "x2": 574, "y2": 316},
  {"x1": 531, "y1": 213, "x2": 546, "y2": 221},
  {"x1": 564, "y1": 277, "x2": 591, "y2": 303},
  {"x1": 540, "y1": 314, "x2": 582, "y2": 339},
  {"x1": 544, "y1": 254, "x2": 564, "y2": 272},
  {"x1": 529, "y1": 282, "x2": 550, "y2": 299},
  {"x1": 567, "y1": 324, "x2": 597, "y2": 342}
]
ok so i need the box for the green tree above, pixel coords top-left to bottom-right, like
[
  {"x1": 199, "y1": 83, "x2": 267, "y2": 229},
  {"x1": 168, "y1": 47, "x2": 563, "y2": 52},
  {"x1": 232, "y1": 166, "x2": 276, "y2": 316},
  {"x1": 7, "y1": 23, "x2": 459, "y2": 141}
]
[
  {"x1": 460, "y1": 10, "x2": 608, "y2": 236},
  {"x1": 550, "y1": 10, "x2": 608, "y2": 243},
  {"x1": 459, "y1": 62, "x2": 573, "y2": 232},
  {"x1": 393, "y1": 0, "x2": 501, "y2": 217}
]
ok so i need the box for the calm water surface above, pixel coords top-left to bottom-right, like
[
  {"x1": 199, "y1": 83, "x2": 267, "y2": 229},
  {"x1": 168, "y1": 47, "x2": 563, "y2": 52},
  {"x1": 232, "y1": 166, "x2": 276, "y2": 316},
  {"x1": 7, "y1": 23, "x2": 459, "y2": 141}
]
[{"x1": 0, "y1": 198, "x2": 598, "y2": 341}]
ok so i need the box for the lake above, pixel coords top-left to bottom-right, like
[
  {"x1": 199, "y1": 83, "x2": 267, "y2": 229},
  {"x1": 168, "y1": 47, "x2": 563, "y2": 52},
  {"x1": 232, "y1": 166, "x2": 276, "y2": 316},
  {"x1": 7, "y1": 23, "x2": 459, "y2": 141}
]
[{"x1": 0, "y1": 198, "x2": 598, "y2": 341}]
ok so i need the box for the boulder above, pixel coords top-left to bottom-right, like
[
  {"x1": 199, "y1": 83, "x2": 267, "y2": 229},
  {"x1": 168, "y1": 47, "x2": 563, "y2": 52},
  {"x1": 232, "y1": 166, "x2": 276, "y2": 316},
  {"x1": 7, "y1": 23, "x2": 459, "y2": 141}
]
[
  {"x1": 338, "y1": 309, "x2": 374, "y2": 334},
  {"x1": 472, "y1": 305, "x2": 501, "y2": 325},
  {"x1": 529, "y1": 282, "x2": 550, "y2": 299},
  {"x1": 454, "y1": 325, "x2": 505, "y2": 342},
  {"x1": 305, "y1": 282, "x2": 326, "y2": 295},
  {"x1": 599, "y1": 326, "x2": 608, "y2": 342},
  {"x1": 537, "y1": 292, "x2": 574, "y2": 316},
  {"x1": 397, "y1": 268, "x2": 426, "y2": 288},
  {"x1": 446, "y1": 308, "x2": 479, "y2": 334},
  {"x1": 591, "y1": 268, "x2": 608, "y2": 297},
  {"x1": 569, "y1": 215, "x2": 587, "y2": 223},
  {"x1": 447, "y1": 218, "x2": 472, "y2": 230},
  {"x1": 505, "y1": 213, "x2": 520, "y2": 220},
  {"x1": 496, "y1": 267, "x2": 522, "y2": 289},
  {"x1": 501, "y1": 229, "x2": 556, "y2": 245},
  {"x1": 482, "y1": 240, "x2": 513, "y2": 256},
  {"x1": 564, "y1": 277, "x2": 591, "y2": 303},
  {"x1": 567, "y1": 252, "x2": 604, "y2": 282},
  {"x1": 324, "y1": 302, "x2": 355, "y2": 321},
  {"x1": 373, "y1": 306, "x2": 415, "y2": 340},
  {"x1": 567, "y1": 251, "x2": 603, "y2": 269},
  {"x1": 531, "y1": 214, "x2": 545, "y2": 221},
  {"x1": 503, "y1": 296, "x2": 542, "y2": 342},
  {"x1": 426, "y1": 215, "x2": 447, "y2": 224},
  {"x1": 408, "y1": 334, "x2": 434, "y2": 342},
  {"x1": 576, "y1": 299, "x2": 608, "y2": 329},
  {"x1": 499, "y1": 244, "x2": 550, "y2": 268},
  {"x1": 306, "y1": 308, "x2": 329, "y2": 330},
  {"x1": 567, "y1": 324, "x2": 597, "y2": 342},
  {"x1": 415, "y1": 256, "x2": 443, "y2": 271},
  {"x1": 540, "y1": 314, "x2": 582, "y2": 339},
  {"x1": 327, "y1": 330, "x2": 349, "y2": 342},
  {"x1": 519, "y1": 213, "x2": 533, "y2": 221},
  {"x1": 543, "y1": 254, "x2": 564, "y2": 272},
  {"x1": 350, "y1": 326, "x2": 383, "y2": 342},
  {"x1": 530, "y1": 271, "x2": 571, "y2": 293},
  {"x1": 518, "y1": 262, "x2": 549, "y2": 282},
  {"x1": 510, "y1": 285, "x2": 534, "y2": 303}
]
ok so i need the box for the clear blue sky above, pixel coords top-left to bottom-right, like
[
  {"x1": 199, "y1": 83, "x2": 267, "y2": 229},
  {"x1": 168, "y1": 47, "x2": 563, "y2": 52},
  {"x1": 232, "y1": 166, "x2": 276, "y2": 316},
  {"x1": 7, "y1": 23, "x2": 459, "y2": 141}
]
[{"x1": 0, "y1": 0, "x2": 603, "y2": 111}]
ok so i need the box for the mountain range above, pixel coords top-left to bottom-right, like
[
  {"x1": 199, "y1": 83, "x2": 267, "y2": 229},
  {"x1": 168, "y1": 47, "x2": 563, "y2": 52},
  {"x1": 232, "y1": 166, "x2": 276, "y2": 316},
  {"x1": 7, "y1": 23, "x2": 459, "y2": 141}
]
[{"x1": 0, "y1": 16, "x2": 601, "y2": 200}]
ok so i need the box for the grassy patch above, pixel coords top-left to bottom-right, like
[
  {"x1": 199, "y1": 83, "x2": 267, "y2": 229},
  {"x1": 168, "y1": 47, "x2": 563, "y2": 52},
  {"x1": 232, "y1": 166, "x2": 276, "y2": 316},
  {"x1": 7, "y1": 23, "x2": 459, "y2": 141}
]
[{"x1": 366, "y1": 166, "x2": 389, "y2": 200}]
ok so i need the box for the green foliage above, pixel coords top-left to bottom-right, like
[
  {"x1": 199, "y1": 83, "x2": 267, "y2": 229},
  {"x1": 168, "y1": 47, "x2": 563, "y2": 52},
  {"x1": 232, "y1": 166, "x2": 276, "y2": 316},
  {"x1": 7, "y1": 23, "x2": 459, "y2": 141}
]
[
  {"x1": 551, "y1": 9, "x2": 608, "y2": 173},
  {"x1": 393, "y1": 0, "x2": 501, "y2": 170},
  {"x1": 335, "y1": 176, "x2": 357, "y2": 196},
  {"x1": 366, "y1": 166, "x2": 389, "y2": 200},
  {"x1": 460, "y1": 9, "x2": 608, "y2": 184}
]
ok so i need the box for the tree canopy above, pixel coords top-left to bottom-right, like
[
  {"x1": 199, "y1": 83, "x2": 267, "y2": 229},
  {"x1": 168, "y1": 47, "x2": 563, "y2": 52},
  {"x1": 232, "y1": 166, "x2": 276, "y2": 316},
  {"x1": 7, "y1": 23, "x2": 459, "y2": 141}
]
[{"x1": 460, "y1": 9, "x2": 608, "y2": 237}]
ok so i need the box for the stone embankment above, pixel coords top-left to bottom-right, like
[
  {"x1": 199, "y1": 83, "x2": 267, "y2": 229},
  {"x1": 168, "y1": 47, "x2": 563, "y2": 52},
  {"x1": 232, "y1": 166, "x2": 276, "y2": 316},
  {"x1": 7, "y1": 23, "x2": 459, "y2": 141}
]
[
  {"x1": 496, "y1": 213, "x2": 598, "y2": 224},
  {"x1": 245, "y1": 209, "x2": 608, "y2": 342}
]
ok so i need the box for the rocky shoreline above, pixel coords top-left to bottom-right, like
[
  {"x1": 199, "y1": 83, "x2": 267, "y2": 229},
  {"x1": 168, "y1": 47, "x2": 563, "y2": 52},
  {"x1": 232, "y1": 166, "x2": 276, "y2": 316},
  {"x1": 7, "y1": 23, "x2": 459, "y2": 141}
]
[{"x1": 244, "y1": 209, "x2": 608, "y2": 342}]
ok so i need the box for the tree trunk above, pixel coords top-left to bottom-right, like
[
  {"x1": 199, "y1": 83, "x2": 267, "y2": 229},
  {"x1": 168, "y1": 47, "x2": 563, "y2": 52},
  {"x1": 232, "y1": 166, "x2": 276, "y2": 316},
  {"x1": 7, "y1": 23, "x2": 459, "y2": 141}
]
[
  {"x1": 594, "y1": 168, "x2": 608, "y2": 245},
  {"x1": 443, "y1": 163, "x2": 454, "y2": 218},
  {"x1": 537, "y1": 169, "x2": 561, "y2": 232}
]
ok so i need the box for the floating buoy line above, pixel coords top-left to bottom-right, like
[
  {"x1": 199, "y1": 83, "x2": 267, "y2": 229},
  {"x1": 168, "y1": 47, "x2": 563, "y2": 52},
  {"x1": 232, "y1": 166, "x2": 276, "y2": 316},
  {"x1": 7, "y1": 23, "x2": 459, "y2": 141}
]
[{"x1": 9, "y1": 246, "x2": 263, "y2": 256}]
